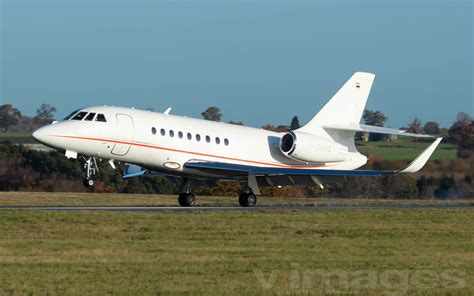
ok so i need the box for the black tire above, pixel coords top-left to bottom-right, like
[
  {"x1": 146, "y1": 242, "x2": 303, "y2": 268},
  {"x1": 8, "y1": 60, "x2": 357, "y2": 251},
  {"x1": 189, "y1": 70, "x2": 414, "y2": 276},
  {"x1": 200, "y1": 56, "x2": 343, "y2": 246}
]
[
  {"x1": 247, "y1": 194, "x2": 257, "y2": 207},
  {"x1": 239, "y1": 193, "x2": 248, "y2": 207},
  {"x1": 178, "y1": 193, "x2": 196, "y2": 207},
  {"x1": 239, "y1": 193, "x2": 257, "y2": 207},
  {"x1": 83, "y1": 178, "x2": 94, "y2": 187}
]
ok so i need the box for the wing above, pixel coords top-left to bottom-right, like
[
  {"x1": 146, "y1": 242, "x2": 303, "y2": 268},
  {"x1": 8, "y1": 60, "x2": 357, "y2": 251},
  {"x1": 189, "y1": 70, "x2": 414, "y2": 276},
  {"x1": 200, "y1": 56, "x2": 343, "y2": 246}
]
[
  {"x1": 184, "y1": 161, "x2": 393, "y2": 177},
  {"x1": 184, "y1": 138, "x2": 442, "y2": 190},
  {"x1": 183, "y1": 161, "x2": 393, "y2": 191},
  {"x1": 183, "y1": 161, "x2": 390, "y2": 191}
]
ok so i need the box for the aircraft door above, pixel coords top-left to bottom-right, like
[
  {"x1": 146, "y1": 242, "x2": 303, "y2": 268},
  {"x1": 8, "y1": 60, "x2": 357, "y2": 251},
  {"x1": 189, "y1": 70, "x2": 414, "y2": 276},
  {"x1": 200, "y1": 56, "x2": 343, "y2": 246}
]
[{"x1": 111, "y1": 114, "x2": 134, "y2": 156}]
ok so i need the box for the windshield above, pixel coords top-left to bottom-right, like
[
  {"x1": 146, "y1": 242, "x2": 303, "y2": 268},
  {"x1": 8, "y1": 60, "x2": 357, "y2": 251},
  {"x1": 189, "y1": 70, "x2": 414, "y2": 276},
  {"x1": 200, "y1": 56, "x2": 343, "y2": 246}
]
[
  {"x1": 71, "y1": 112, "x2": 88, "y2": 121},
  {"x1": 63, "y1": 109, "x2": 82, "y2": 120},
  {"x1": 63, "y1": 109, "x2": 108, "y2": 122}
]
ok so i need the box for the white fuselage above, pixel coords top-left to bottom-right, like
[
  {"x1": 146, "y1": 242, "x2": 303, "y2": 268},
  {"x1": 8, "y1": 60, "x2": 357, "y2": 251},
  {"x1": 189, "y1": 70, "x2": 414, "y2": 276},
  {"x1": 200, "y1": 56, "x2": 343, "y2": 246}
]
[{"x1": 33, "y1": 106, "x2": 367, "y2": 179}]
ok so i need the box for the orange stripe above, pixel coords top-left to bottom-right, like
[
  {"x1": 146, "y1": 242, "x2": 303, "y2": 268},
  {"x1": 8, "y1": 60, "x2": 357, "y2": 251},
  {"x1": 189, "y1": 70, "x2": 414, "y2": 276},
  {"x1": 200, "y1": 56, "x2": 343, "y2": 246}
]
[{"x1": 54, "y1": 135, "x2": 328, "y2": 169}]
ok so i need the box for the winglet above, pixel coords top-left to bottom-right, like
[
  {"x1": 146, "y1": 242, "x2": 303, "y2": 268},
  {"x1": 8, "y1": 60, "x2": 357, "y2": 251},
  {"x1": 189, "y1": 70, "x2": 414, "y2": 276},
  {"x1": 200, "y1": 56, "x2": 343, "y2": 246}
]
[
  {"x1": 399, "y1": 138, "x2": 442, "y2": 174},
  {"x1": 164, "y1": 107, "x2": 172, "y2": 115}
]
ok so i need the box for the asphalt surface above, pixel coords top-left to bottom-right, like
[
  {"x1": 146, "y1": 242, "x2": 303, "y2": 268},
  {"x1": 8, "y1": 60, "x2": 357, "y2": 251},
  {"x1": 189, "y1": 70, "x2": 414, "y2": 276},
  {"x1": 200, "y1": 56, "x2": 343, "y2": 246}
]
[{"x1": 0, "y1": 204, "x2": 471, "y2": 212}]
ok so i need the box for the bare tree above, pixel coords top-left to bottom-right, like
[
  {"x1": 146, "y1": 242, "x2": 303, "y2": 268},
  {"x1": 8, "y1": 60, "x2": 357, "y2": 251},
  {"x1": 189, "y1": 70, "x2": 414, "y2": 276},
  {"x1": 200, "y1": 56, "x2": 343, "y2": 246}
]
[
  {"x1": 407, "y1": 118, "x2": 423, "y2": 134},
  {"x1": 35, "y1": 104, "x2": 57, "y2": 125},
  {"x1": 450, "y1": 112, "x2": 472, "y2": 129},
  {"x1": 407, "y1": 118, "x2": 423, "y2": 141}
]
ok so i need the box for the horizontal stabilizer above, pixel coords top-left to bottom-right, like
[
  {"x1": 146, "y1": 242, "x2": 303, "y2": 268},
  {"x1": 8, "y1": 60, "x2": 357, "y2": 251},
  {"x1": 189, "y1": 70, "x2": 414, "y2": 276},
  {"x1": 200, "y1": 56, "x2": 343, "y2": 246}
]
[{"x1": 322, "y1": 123, "x2": 433, "y2": 138}]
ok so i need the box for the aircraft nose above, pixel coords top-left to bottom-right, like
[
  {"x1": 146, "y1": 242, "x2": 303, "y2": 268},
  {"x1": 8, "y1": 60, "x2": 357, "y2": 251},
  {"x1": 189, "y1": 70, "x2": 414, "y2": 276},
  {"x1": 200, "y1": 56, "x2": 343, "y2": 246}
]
[
  {"x1": 32, "y1": 127, "x2": 47, "y2": 144},
  {"x1": 32, "y1": 123, "x2": 72, "y2": 150},
  {"x1": 32, "y1": 124, "x2": 62, "y2": 148}
]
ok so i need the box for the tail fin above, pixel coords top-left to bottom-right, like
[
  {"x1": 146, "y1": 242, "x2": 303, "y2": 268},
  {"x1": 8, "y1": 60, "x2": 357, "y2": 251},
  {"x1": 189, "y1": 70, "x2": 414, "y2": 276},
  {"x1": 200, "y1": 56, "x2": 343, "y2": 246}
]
[{"x1": 299, "y1": 72, "x2": 375, "y2": 132}]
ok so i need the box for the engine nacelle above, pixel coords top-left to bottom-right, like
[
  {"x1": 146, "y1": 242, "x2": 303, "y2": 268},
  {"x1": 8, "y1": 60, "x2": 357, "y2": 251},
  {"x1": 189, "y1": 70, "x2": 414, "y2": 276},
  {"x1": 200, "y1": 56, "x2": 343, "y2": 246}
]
[{"x1": 280, "y1": 131, "x2": 349, "y2": 163}]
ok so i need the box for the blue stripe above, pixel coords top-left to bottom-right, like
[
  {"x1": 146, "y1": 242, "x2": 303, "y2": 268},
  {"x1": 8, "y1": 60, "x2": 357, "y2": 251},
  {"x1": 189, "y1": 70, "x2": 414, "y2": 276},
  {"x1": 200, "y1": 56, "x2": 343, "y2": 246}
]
[{"x1": 184, "y1": 162, "x2": 395, "y2": 177}]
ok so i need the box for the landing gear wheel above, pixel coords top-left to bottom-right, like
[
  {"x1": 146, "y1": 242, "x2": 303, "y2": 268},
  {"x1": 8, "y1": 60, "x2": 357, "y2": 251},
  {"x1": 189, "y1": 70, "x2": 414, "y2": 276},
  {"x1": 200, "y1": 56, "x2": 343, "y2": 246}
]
[
  {"x1": 178, "y1": 193, "x2": 196, "y2": 207},
  {"x1": 82, "y1": 156, "x2": 98, "y2": 188},
  {"x1": 239, "y1": 192, "x2": 257, "y2": 207},
  {"x1": 83, "y1": 178, "x2": 94, "y2": 187}
]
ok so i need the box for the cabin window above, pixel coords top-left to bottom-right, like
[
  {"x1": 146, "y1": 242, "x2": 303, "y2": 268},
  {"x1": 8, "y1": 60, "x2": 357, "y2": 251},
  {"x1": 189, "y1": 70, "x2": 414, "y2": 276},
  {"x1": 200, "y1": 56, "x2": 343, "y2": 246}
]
[
  {"x1": 160, "y1": 129, "x2": 166, "y2": 136},
  {"x1": 196, "y1": 134, "x2": 201, "y2": 141},
  {"x1": 72, "y1": 112, "x2": 88, "y2": 121},
  {"x1": 96, "y1": 114, "x2": 107, "y2": 122},
  {"x1": 178, "y1": 131, "x2": 183, "y2": 139},
  {"x1": 205, "y1": 135, "x2": 211, "y2": 143},
  {"x1": 224, "y1": 138, "x2": 229, "y2": 146},
  {"x1": 84, "y1": 113, "x2": 96, "y2": 121},
  {"x1": 169, "y1": 130, "x2": 175, "y2": 137},
  {"x1": 187, "y1": 133, "x2": 192, "y2": 140},
  {"x1": 215, "y1": 137, "x2": 221, "y2": 145},
  {"x1": 151, "y1": 127, "x2": 157, "y2": 135}
]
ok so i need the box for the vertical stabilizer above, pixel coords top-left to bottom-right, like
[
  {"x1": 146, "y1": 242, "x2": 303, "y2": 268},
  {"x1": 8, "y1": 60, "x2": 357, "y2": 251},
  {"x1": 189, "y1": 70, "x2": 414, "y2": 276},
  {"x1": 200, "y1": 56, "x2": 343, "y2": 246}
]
[{"x1": 299, "y1": 72, "x2": 375, "y2": 132}]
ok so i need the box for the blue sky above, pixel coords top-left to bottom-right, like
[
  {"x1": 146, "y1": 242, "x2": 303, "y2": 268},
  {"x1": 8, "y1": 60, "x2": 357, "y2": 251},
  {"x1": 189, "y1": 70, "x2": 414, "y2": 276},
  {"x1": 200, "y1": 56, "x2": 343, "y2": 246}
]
[{"x1": 1, "y1": 0, "x2": 472, "y2": 128}]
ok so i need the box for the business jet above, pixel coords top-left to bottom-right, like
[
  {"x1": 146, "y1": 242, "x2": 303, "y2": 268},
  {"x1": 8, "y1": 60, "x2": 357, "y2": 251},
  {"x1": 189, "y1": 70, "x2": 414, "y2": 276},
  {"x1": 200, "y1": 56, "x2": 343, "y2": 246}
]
[{"x1": 32, "y1": 72, "x2": 441, "y2": 207}]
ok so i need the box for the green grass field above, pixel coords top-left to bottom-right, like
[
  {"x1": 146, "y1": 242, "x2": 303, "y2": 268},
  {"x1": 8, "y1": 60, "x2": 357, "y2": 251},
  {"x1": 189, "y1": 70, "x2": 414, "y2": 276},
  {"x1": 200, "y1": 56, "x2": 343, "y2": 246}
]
[
  {"x1": 0, "y1": 192, "x2": 472, "y2": 295},
  {"x1": 0, "y1": 131, "x2": 32, "y2": 138},
  {"x1": 356, "y1": 139, "x2": 457, "y2": 160}
]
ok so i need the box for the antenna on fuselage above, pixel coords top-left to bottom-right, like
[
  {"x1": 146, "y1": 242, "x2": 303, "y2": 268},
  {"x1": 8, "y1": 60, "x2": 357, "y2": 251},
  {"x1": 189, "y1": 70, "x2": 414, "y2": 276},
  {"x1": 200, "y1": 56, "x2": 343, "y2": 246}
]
[{"x1": 164, "y1": 107, "x2": 172, "y2": 115}]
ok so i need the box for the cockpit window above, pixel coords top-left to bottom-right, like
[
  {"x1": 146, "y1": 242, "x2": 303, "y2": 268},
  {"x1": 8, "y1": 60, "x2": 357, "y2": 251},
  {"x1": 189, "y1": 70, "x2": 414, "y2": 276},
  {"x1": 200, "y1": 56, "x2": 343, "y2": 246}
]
[
  {"x1": 84, "y1": 112, "x2": 96, "y2": 121},
  {"x1": 71, "y1": 112, "x2": 88, "y2": 121},
  {"x1": 63, "y1": 109, "x2": 81, "y2": 120},
  {"x1": 95, "y1": 114, "x2": 107, "y2": 122}
]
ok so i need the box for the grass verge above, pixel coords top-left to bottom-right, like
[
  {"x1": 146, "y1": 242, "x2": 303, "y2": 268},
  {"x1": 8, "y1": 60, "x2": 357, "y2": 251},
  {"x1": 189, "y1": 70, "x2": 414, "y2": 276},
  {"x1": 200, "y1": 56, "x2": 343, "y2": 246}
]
[{"x1": 0, "y1": 193, "x2": 472, "y2": 294}]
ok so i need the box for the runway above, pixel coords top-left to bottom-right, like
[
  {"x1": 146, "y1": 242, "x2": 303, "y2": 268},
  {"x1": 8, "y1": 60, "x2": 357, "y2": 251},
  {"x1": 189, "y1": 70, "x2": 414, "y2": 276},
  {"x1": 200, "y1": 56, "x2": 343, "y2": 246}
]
[{"x1": 0, "y1": 204, "x2": 471, "y2": 212}]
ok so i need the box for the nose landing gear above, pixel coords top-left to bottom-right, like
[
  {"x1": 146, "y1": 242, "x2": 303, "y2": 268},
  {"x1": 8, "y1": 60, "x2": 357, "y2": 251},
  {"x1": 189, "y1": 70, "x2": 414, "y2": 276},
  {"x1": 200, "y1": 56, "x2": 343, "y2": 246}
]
[
  {"x1": 82, "y1": 156, "x2": 98, "y2": 187},
  {"x1": 83, "y1": 178, "x2": 95, "y2": 187}
]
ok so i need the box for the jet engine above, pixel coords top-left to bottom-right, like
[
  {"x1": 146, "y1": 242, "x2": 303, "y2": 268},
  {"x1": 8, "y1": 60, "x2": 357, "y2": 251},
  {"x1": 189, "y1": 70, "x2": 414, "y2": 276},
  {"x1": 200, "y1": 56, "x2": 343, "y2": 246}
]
[{"x1": 280, "y1": 131, "x2": 349, "y2": 163}]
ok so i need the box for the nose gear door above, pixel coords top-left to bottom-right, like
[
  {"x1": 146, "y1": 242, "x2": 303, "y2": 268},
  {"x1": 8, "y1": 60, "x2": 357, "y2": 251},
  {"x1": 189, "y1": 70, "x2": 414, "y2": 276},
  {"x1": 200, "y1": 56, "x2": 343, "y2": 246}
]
[{"x1": 111, "y1": 114, "x2": 134, "y2": 156}]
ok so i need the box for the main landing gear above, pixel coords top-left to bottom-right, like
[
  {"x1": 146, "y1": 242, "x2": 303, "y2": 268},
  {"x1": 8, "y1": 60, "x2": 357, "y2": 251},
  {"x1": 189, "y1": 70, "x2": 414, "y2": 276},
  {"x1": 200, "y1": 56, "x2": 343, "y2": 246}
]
[
  {"x1": 239, "y1": 189, "x2": 257, "y2": 207},
  {"x1": 176, "y1": 178, "x2": 258, "y2": 208},
  {"x1": 178, "y1": 178, "x2": 196, "y2": 207},
  {"x1": 82, "y1": 156, "x2": 98, "y2": 188}
]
